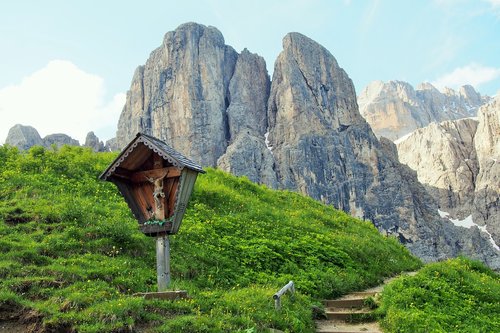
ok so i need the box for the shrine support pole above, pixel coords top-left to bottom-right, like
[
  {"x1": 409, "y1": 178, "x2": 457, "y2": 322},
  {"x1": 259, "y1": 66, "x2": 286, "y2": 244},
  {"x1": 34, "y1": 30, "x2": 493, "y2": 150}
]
[{"x1": 156, "y1": 235, "x2": 171, "y2": 291}]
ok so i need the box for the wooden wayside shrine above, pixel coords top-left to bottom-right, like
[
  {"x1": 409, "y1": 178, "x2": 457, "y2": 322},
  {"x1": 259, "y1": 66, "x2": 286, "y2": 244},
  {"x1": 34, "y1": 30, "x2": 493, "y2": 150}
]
[{"x1": 100, "y1": 133, "x2": 204, "y2": 293}]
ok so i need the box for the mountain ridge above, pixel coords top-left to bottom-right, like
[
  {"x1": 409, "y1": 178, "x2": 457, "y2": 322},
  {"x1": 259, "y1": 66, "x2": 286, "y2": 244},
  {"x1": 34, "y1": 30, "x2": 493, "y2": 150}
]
[
  {"x1": 358, "y1": 80, "x2": 491, "y2": 141},
  {"x1": 111, "y1": 22, "x2": 499, "y2": 267},
  {"x1": 4, "y1": 124, "x2": 108, "y2": 152}
]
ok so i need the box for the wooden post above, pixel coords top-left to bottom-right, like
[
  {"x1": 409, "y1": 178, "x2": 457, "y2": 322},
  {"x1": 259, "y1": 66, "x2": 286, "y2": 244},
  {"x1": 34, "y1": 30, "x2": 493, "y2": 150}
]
[
  {"x1": 273, "y1": 281, "x2": 295, "y2": 311},
  {"x1": 156, "y1": 235, "x2": 171, "y2": 291},
  {"x1": 151, "y1": 153, "x2": 171, "y2": 291}
]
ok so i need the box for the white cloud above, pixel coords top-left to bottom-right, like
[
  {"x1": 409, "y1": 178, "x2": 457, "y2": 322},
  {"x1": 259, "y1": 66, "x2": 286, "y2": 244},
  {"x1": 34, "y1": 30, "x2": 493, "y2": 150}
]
[
  {"x1": 360, "y1": 0, "x2": 381, "y2": 31},
  {"x1": 485, "y1": 0, "x2": 500, "y2": 6},
  {"x1": 434, "y1": 0, "x2": 498, "y2": 8},
  {"x1": 0, "y1": 60, "x2": 125, "y2": 144},
  {"x1": 433, "y1": 0, "x2": 462, "y2": 6},
  {"x1": 483, "y1": 0, "x2": 500, "y2": 16},
  {"x1": 427, "y1": 35, "x2": 465, "y2": 71},
  {"x1": 432, "y1": 63, "x2": 500, "y2": 91}
]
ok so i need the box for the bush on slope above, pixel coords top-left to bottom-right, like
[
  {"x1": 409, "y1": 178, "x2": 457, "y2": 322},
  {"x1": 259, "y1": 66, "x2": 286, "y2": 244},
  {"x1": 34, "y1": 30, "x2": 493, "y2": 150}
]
[{"x1": 378, "y1": 257, "x2": 500, "y2": 332}]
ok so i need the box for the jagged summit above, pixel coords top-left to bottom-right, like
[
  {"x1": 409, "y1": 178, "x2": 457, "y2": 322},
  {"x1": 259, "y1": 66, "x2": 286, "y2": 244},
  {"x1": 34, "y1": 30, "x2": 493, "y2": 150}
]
[
  {"x1": 358, "y1": 80, "x2": 491, "y2": 140},
  {"x1": 3, "y1": 124, "x2": 107, "y2": 152},
  {"x1": 5, "y1": 124, "x2": 44, "y2": 150}
]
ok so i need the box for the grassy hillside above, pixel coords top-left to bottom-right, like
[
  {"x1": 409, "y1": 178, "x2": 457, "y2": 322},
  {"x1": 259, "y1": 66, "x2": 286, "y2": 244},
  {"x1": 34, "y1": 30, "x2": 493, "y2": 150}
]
[
  {"x1": 378, "y1": 257, "x2": 500, "y2": 332},
  {"x1": 0, "y1": 145, "x2": 421, "y2": 332}
]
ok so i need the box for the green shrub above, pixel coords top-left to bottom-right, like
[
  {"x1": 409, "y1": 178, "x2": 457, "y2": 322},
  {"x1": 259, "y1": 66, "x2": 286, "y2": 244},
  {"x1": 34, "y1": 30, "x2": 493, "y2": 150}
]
[{"x1": 378, "y1": 257, "x2": 500, "y2": 332}]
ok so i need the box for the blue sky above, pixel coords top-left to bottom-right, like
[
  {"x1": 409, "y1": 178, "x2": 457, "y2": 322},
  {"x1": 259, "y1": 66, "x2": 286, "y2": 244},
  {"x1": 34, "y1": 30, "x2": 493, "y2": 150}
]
[{"x1": 0, "y1": 0, "x2": 499, "y2": 143}]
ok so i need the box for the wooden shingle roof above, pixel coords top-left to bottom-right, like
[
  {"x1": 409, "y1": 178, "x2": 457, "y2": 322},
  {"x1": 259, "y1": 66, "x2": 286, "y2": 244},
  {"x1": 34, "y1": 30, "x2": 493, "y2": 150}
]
[{"x1": 100, "y1": 132, "x2": 205, "y2": 181}]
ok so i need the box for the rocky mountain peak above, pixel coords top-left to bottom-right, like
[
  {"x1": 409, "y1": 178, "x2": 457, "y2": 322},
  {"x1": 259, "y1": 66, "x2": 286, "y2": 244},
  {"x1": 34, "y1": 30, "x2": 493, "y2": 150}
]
[
  {"x1": 84, "y1": 131, "x2": 106, "y2": 152},
  {"x1": 459, "y1": 84, "x2": 482, "y2": 104},
  {"x1": 43, "y1": 134, "x2": 80, "y2": 148},
  {"x1": 387, "y1": 80, "x2": 417, "y2": 100},
  {"x1": 281, "y1": 32, "x2": 339, "y2": 69},
  {"x1": 416, "y1": 82, "x2": 439, "y2": 92},
  {"x1": 3, "y1": 124, "x2": 107, "y2": 152},
  {"x1": 359, "y1": 80, "x2": 490, "y2": 140},
  {"x1": 112, "y1": 23, "x2": 499, "y2": 268},
  {"x1": 116, "y1": 22, "x2": 239, "y2": 167},
  {"x1": 269, "y1": 31, "x2": 361, "y2": 141},
  {"x1": 168, "y1": 22, "x2": 226, "y2": 47},
  {"x1": 5, "y1": 124, "x2": 43, "y2": 150}
]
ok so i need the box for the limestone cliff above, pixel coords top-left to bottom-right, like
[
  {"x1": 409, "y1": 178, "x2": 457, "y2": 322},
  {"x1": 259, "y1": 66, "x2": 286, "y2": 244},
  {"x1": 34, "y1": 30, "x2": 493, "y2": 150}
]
[
  {"x1": 358, "y1": 80, "x2": 490, "y2": 140},
  {"x1": 115, "y1": 23, "x2": 276, "y2": 183},
  {"x1": 397, "y1": 98, "x2": 500, "y2": 261},
  {"x1": 217, "y1": 48, "x2": 276, "y2": 185},
  {"x1": 43, "y1": 134, "x2": 80, "y2": 148},
  {"x1": 3, "y1": 124, "x2": 107, "y2": 151},
  {"x1": 5, "y1": 124, "x2": 44, "y2": 150},
  {"x1": 266, "y1": 32, "x2": 498, "y2": 267},
  {"x1": 396, "y1": 119, "x2": 479, "y2": 214},
  {"x1": 116, "y1": 22, "x2": 239, "y2": 166},
  {"x1": 84, "y1": 131, "x2": 106, "y2": 152},
  {"x1": 112, "y1": 23, "x2": 499, "y2": 268},
  {"x1": 474, "y1": 97, "x2": 500, "y2": 238}
]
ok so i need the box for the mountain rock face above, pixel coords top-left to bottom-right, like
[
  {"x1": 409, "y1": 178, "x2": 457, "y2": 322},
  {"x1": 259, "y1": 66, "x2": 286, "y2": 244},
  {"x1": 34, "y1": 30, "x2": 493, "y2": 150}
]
[
  {"x1": 43, "y1": 134, "x2": 80, "y2": 148},
  {"x1": 104, "y1": 138, "x2": 119, "y2": 152},
  {"x1": 116, "y1": 23, "x2": 239, "y2": 166},
  {"x1": 265, "y1": 33, "x2": 498, "y2": 267},
  {"x1": 115, "y1": 23, "x2": 276, "y2": 183},
  {"x1": 3, "y1": 125, "x2": 108, "y2": 151},
  {"x1": 397, "y1": 119, "x2": 479, "y2": 214},
  {"x1": 113, "y1": 23, "x2": 499, "y2": 267},
  {"x1": 216, "y1": 48, "x2": 276, "y2": 185},
  {"x1": 396, "y1": 98, "x2": 500, "y2": 260},
  {"x1": 5, "y1": 124, "x2": 44, "y2": 149},
  {"x1": 84, "y1": 131, "x2": 106, "y2": 152},
  {"x1": 474, "y1": 98, "x2": 500, "y2": 237},
  {"x1": 358, "y1": 80, "x2": 490, "y2": 141}
]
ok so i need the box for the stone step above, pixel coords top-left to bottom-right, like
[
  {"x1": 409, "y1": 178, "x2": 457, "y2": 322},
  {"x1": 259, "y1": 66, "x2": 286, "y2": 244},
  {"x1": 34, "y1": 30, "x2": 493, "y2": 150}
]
[
  {"x1": 317, "y1": 328, "x2": 381, "y2": 333},
  {"x1": 322, "y1": 291, "x2": 378, "y2": 309},
  {"x1": 346, "y1": 291, "x2": 378, "y2": 298},
  {"x1": 325, "y1": 309, "x2": 374, "y2": 321},
  {"x1": 316, "y1": 320, "x2": 381, "y2": 333},
  {"x1": 323, "y1": 298, "x2": 366, "y2": 308}
]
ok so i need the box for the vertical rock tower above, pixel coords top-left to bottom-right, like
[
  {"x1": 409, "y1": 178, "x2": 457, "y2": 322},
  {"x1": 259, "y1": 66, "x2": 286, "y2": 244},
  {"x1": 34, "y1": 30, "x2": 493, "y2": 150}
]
[{"x1": 114, "y1": 23, "x2": 499, "y2": 268}]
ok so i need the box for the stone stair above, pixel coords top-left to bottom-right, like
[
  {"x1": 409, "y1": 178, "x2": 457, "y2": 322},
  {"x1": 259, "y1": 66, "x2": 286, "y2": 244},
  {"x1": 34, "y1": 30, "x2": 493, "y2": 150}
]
[
  {"x1": 315, "y1": 272, "x2": 418, "y2": 332},
  {"x1": 316, "y1": 291, "x2": 381, "y2": 333}
]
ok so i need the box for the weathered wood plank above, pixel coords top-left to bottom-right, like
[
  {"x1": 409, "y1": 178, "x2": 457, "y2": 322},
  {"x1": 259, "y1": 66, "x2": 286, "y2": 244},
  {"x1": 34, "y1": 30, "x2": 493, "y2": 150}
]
[
  {"x1": 134, "y1": 290, "x2": 188, "y2": 300},
  {"x1": 168, "y1": 181, "x2": 179, "y2": 217},
  {"x1": 139, "y1": 221, "x2": 173, "y2": 235},
  {"x1": 163, "y1": 178, "x2": 176, "y2": 217},
  {"x1": 130, "y1": 167, "x2": 181, "y2": 183},
  {"x1": 156, "y1": 236, "x2": 170, "y2": 291}
]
